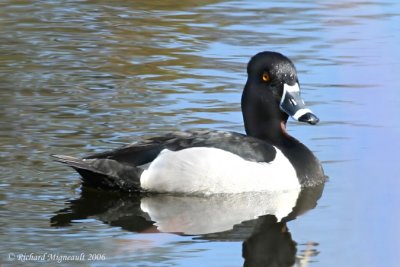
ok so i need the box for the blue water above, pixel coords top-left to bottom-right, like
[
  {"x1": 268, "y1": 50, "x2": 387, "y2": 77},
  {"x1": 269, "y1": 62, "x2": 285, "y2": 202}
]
[{"x1": 1, "y1": 0, "x2": 400, "y2": 266}]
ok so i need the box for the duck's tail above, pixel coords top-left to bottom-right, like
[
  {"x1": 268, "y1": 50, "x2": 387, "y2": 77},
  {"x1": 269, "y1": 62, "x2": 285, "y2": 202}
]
[{"x1": 52, "y1": 155, "x2": 142, "y2": 192}]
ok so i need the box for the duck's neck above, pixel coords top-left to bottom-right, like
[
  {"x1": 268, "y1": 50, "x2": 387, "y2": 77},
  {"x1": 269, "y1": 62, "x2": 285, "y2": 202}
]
[
  {"x1": 241, "y1": 90, "x2": 289, "y2": 144},
  {"x1": 244, "y1": 117, "x2": 287, "y2": 144},
  {"x1": 241, "y1": 86, "x2": 325, "y2": 184},
  {"x1": 242, "y1": 96, "x2": 324, "y2": 183}
]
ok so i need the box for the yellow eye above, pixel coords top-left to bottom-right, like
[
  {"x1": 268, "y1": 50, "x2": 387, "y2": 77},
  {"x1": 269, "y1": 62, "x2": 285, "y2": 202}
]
[{"x1": 262, "y1": 72, "x2": 270, "y2": 82}]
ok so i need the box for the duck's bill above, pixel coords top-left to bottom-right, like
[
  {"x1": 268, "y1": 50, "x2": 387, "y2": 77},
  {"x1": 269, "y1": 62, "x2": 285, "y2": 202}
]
[{"x1": 280, "y1": 83, "x2": 319, "y2": 125}]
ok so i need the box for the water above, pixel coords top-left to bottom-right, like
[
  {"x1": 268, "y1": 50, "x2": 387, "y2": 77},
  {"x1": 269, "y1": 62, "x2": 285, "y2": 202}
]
[{"x1": 1, "y1": 0, "x2": 400, "y2": 266}]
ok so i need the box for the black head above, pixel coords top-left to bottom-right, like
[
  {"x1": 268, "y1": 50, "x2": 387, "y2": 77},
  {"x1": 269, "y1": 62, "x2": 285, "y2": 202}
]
[{"x1": 242, "y1": 51, "x2": 319, "y2": 140}]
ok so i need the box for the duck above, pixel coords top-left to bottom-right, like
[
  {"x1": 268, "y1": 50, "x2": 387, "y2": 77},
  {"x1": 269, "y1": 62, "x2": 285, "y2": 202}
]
[{"x1": 53, "y1": 51, "x2": 325, "y2": 194}]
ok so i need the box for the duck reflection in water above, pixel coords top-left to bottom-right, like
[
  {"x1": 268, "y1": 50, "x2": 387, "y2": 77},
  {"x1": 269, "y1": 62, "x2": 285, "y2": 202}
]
[{"x1": 51, "y1": 183, "x2": 324, "y2": 266}]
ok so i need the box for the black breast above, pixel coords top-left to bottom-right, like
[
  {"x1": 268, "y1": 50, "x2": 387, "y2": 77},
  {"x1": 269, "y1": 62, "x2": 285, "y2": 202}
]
[{"x1": 277, "y1": 137, "x2": 325, "y2": 186}]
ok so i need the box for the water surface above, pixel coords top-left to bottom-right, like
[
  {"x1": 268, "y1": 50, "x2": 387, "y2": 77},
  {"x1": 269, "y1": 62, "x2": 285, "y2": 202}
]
[{"x1": 1, "y1": 0, "x2": 400, "y2": 266}]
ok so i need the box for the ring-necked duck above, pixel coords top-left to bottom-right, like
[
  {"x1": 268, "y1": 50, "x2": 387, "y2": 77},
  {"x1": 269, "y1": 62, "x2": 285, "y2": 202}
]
[{"x1": 53, "y1": 51, "x2": 325, "y2": 194}]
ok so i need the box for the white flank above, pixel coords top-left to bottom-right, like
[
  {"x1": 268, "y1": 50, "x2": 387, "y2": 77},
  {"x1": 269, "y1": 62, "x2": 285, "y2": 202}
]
[{"x1": 140, "y1": 147, "x2": 300, "y2": 194}]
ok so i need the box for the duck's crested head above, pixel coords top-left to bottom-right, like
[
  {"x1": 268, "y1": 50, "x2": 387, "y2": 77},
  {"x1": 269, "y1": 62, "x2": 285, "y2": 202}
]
[
  {"x1": 247, "y1": 51, "x2": 298, "y2": 86},
  {"x1": 242, "y1": 51, "x2": 319, "y2": 139}
]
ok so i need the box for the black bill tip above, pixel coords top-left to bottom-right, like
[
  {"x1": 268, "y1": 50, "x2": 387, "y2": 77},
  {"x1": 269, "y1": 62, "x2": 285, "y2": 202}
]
[{"x1": 298, "y1": 112, "x2": 320, "y2": 125}]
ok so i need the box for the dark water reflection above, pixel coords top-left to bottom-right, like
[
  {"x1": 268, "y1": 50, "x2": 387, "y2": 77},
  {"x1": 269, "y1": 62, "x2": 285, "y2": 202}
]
[
  {"x1": 1, "y1": 0, "x2": 400, "y2": 266},
  {"x1": 51, "y1": 185, "x2": 323, "y2": 266}
]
